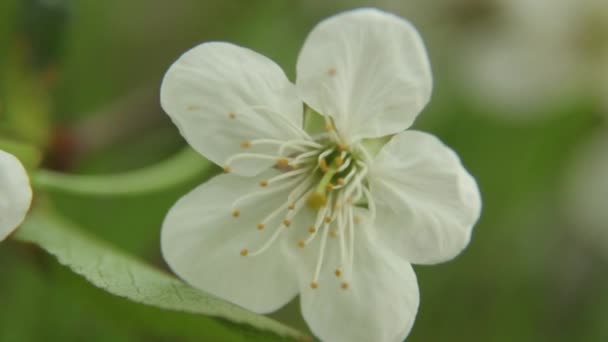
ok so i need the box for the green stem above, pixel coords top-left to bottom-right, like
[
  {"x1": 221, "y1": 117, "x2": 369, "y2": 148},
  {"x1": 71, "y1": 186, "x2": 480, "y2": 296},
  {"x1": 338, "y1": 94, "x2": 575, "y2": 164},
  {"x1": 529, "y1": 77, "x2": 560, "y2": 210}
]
[{"x1": 32, "y1": 147, "x2": 214, "y2": 196}]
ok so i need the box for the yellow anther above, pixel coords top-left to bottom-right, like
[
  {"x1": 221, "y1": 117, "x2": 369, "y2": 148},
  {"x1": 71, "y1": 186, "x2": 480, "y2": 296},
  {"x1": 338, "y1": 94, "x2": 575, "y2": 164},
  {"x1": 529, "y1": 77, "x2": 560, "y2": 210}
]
[
  {"x1": 240, "y1": 249, "x2": 249, "y2": 256},
  {"x1": 257, "y1": 223, "x2": 265, "y2": 230},
  {"x1": 228, "y1": 112, "x2": 236, "y2": 119},
  {"x1": 327, "y1": 68, "x2": 337, "y2": 76},
  {"x1": 223, "y1": 166, "x2": 232, "y2": 173},
  {"x1": 276, "y1": 158, "x2": 290, "y2": 169},
  {"x1": 240, "y1": 140, "x2": 252, "y2": 148},
  {"x1": 310, "y1": 282, "x2": 319, "y2": 289},
  {"x1": 324, "y1": 216, "x2": 332, "y2": 224},
  {"x1": 354, "y1": 215, "x2": 362, "y2": 224},
  {"x1": 341, "y1": 282, "x2": 349, "y2": 290},
  {"x1": 232, "y1": 210, "x2": 240, "y2": 218},
  {"x1": 187, "y1": 105, "x2": 201, "y2": 110},
  {"x1": 335, "y1": 156, "x2": 343, "y2": 166},
  {"x1": 337, "y1": 143, "x2": 347, "y2": 152},
  {"x1": 308, "y1": 226, "x2": 316, "y2": 234},
  {"x1": 335, "y1": 268, "x2": 342, "y2": 277},
  {"x1": 288, "y1": 203, "x2": 296, "y2": 210},
  {"x1": 337, "y1": 177, "x2": 345, "y2": 185},
  {"x1": 325, "y1": 183, "x2": 334, "y2": 191},
  {"x1": 319, "y1": 159, "x2": 329, "y2": 172},
  {"x1": 283, "y1": 219, "x2": 292, "y2": 227},
  {"x1": 324, "y1": 122, "x2": 334, "y2": 132},
  {"x1": 307, "y1": 192, "x2": 327, "y2": 209},
  {"x1": 259, "y1": 180, "x2": 269, "y2": 187},
  {"x1": 298, "y1": 240, "x2": 306, "y2": 248},
  {"x1": 329, "y1": 230, "x2": 338, "y2": 238}
]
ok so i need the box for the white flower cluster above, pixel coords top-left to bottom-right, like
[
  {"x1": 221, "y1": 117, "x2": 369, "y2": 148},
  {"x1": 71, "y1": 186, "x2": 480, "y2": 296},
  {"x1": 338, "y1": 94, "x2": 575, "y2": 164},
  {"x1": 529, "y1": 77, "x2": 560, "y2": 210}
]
[{"x1": 0, "y1": 150, "x2": 32, "y2": 242}]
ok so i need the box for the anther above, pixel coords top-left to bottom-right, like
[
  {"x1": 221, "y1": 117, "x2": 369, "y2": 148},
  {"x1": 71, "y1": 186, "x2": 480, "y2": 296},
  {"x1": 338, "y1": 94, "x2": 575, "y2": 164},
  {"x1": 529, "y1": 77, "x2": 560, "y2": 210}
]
[
  {"x1": 325, "y1": 183, "x2": 334, "y2": 191},
  {"x1": 335, "y1": 268, "x2": 342, "y2": 277},
  {"x1": 257, "y1": 223, "x2": 265, "y2": 230},
  {"x1": 232, "y1": 210, "x2": 240, "y2": 218},
  {"x1": 329, "y1": 230, "x2": 338, "y2": 238},
  {"x1": 298, "y1": 240, "x2": 306, "y2": 248},
  {"x1": 276, "y1": 158, "x2": 290, "y2": 168},
  {"x1": 337, "y1": 177, "x2": 345, "y2": 185},
  {"x1": 283, "y1": 219, "x2": 292, "y2": 227},
  {"x1": 288, "y1": 203, "x2": 296, "y2": 210},
  {"x1": 310, "y1": 282, "x2": 319, "y2": 289},
  {"x1": 335, "y1": 156, "x2": 344, "y2": 166},
  {"x1": 223, "y1": 166, "x2": 232, "y2": 173},
  {"x1": 324, "y1": 216, "x2": 332, "y2": 224},
  {"x1": 341, "y1": 282, "x2": 349, "y2": 290},
  {"x1": 240, "y1": 249, "x2": 249, "y2": 256},
  {"x1": 325, "y1": 123, "x2": 334, "y2": 132},
  {"x1": 308, "y1": 226, "x2": 316, "y2": 234},
  {"x1": 337, "y1": 143, "x2": 347, "y2": 152},
  {"x1": 228, "y1": 112, "x2": 236, "y2": 119},
  {"x1": 259, "y1": 180, "x2": 269, "y2": 187},
  {"x1": 240, "y1": 140, "x2": 252, "y2": 148},
  {"x1": 327, "y1": 68, "x2": 337, "y2": 76},
  {"x1": 319, "y1": 159, "x2": 329, "y2": 172}
]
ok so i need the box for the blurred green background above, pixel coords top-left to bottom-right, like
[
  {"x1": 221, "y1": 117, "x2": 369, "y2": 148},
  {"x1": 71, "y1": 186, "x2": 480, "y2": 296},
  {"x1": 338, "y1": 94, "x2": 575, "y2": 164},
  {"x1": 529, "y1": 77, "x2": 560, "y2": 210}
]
[{"x1": 1, "y1": 0, "x2": 607, "y2": 341}]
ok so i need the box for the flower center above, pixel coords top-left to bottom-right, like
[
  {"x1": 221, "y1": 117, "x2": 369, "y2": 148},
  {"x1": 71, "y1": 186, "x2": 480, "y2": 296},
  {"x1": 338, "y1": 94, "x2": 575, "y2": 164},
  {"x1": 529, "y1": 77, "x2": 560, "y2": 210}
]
[{"x1": 224, "y1": 130, "x2": 375, "y2": 291}]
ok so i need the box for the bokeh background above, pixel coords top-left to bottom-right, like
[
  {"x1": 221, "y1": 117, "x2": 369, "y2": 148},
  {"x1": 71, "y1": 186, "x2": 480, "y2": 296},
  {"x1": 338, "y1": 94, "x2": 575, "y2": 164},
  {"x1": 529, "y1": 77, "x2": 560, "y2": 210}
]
[{"x1": 1, "y1": 0, "x2": 607, "y2": 341}]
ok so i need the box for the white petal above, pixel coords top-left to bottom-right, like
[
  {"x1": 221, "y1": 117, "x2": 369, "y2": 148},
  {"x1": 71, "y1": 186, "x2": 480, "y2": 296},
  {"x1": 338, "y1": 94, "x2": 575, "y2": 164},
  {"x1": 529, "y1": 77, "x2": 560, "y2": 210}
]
[
  {"x1": 286, "y1": 222, "x2": 419, "y2": 342},
  {"x1": 296, "y1": 8, "x2": 432, "y2": 143},
  {"x1": 161, "y1": 42, "x2": 306, "y2": 176},
  {"x1": 369, "y1": 131, "x2": 481, "y2": 265},
  {"x1": 0, "y1": 150, "x2": 32, "y2": 241},
  {"x1": 161, "y1": 172, "x2": 299, "y2": 313}
]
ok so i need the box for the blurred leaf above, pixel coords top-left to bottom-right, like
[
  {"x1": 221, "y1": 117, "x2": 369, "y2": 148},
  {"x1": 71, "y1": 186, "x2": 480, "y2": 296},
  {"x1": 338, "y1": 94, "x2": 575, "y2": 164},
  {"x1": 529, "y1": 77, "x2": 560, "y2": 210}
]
[{"x1": 14, "y1": 208, "x2": 305, "y2": 341}]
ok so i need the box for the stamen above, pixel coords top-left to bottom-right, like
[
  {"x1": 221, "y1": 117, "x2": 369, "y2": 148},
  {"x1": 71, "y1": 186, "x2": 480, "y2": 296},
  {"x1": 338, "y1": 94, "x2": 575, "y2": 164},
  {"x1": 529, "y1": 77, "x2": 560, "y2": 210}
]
[
  {"x1": 308, "y1": 226, "x2": 316, "y2": 234},
  {"x1": 319, "y1": 159, "x2": 329, "y2": 172},
  {"x1": 224, "y1": 153, "x2": 279, "y2": 167},
  {"x1": 310, "y1": 282, "x2": 319, "y2": 289},
  {"x1": 228, "y1": 112, "x2": 236, "y2": 119},
  {"x1": 335, "y1": 268, "x2": 342, "y2": 277},
  {"x1": 259, "y1": 180, "x2": 269, "y2": 187},
  {"x1": 283, "y1": 219, "x2": 291, "y2": 227},
  {"x1": 240, "y1": 248, "x2": 248, "y2": 256},
  {"x1": 312, "y1": 219, "x2": 331, "y2": 287},
  {"x1": 231, "y1": 174, "x2": 302, "y2": 210},
  {"x1": 341, "y1": 282, "x2": 349, "y2": 290},
  {"x1": 362, "y1": 186, "x2": 376, "y2": 223},
  {"x1": 298, "y1": 240, "x2": 306, "y2": 248},
  {"x1": 232, "y1": 210, "x2": 240, "y2": 218},
  {"x1": 223, "y1": 166, "x2": 232, "y2": 173},
  {"x1": 240, "y1": 140, "x2": 252, "y2": 148},
  {"x1": 257, "y1": 223, "x2": 265, "y2": 230},
  {"x1": 276, "y1": 158, "x2": 290, "y2": 169},
  {"x1": 267, "y1": 167, "x2": 308, "y2": 185},
  {"x1": 288, "y1": 203, "x2": 296, "y2": 210}
]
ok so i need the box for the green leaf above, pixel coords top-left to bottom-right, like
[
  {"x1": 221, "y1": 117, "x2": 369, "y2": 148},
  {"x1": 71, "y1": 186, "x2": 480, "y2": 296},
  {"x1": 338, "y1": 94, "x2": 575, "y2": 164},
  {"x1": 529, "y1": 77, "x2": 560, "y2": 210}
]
[
  {"x1": 14, "y1": 208, "x2": 306, "y2": 341},
  {"x1": 32, "y1": 147, "x2": 216, "y2": 196}
]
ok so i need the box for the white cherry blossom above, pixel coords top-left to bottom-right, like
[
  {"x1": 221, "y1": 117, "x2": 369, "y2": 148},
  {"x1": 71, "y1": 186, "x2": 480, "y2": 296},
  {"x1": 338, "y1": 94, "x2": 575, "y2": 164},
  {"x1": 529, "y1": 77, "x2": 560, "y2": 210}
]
[
  {"x1": 160, "y1": 8, "x2": 481, "y2": 342},
  {"x1": 0, "y1": 150, "x2": 32, "y2": 241}
]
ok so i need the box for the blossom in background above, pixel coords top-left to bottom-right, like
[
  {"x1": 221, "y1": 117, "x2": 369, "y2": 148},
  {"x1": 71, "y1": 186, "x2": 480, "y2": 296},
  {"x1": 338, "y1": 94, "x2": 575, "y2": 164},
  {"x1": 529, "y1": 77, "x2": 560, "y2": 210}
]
[
  {"x1": 160, "y1": 8, "x2": 481, "y2": 342},
  {"x1": 460, "y1": 0, "x2": 608, "y2": 119},
  {"x1": 561, "y1": 130, "x2": 608, "y2": 260},
  {"x1": 0, "y1": 150, "x2": 32, "y2": 241}
]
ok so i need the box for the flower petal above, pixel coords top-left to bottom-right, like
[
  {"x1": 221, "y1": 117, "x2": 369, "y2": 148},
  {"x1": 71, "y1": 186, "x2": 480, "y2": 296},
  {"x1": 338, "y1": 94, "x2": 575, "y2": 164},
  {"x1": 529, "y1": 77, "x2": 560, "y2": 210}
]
[
  {"x1": 296, "y1": 8, "x2": 432, "y2": 143},
  {"x1": 161, "y1": 172, "x2": 300, "y2": 313},
  {"x1": 161, "y1": 42, "x2": 306, "y2": 176},
  {"x1": 369, "y1": 131, "x2": 481, "y2": 265},
  {"x1": 286, "y1": 220, "x2": 419, "y2": 342},
  {"x1": 0, "y1": 150, "x2": 32, "y2": 241}
]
